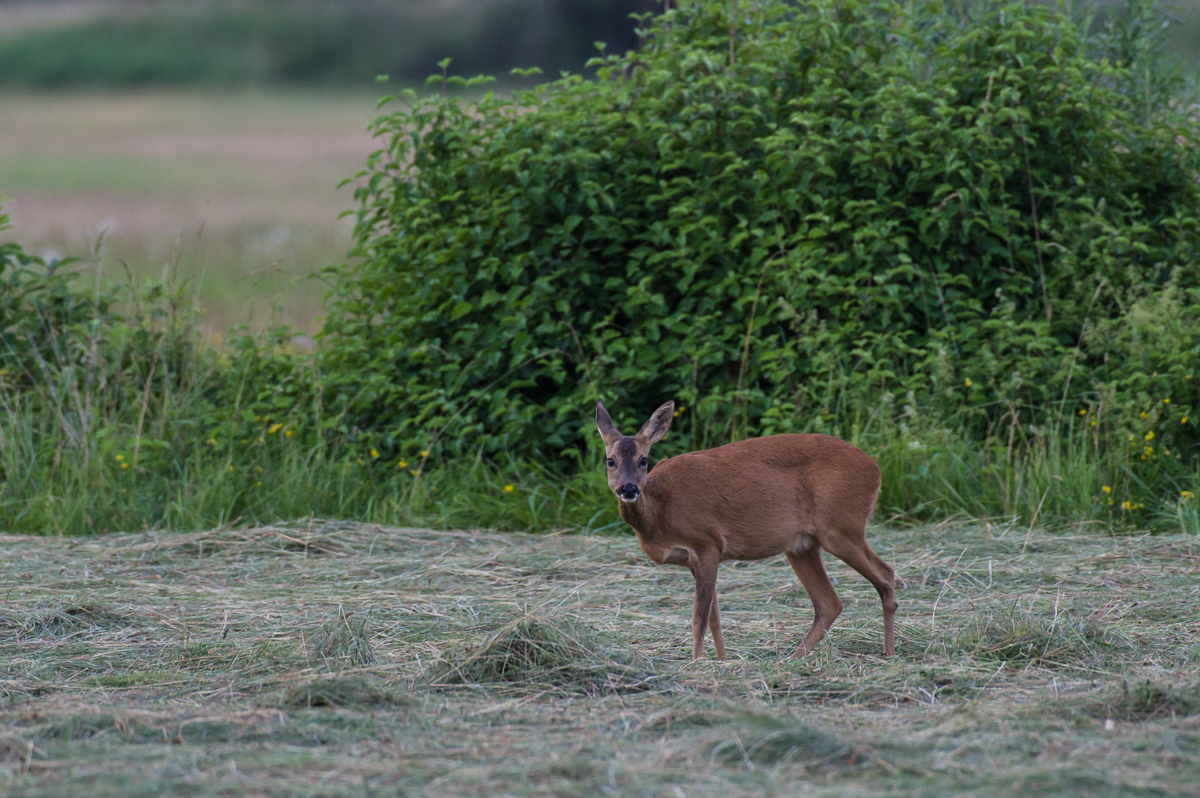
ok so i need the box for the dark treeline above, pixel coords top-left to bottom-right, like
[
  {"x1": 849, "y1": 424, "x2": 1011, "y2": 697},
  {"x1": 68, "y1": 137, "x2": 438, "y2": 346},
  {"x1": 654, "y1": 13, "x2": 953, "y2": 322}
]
[{"x1": 0, "y1": 0, "x2": 662, "y2": 88}]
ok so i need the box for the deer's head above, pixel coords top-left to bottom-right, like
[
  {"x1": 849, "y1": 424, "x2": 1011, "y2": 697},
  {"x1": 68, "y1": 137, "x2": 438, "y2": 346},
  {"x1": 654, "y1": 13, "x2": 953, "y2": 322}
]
[{"x1": 595, "y1": 400, "x2": 674, "y2": 503}]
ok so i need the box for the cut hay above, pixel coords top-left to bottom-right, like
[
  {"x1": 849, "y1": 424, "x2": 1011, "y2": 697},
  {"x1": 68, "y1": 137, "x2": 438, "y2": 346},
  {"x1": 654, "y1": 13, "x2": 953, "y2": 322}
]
[
  {"x1": 260, "y1": 676, "x2": 409, "y2": 710},
  {"x1": 702, "y1": 710, "x2": 848, "y2": 769},
  {"x1": 311, "y1": 607, "x2": 376, "y2": 668},
  {"x1": 1092, "y1": 679, "x2": 1200, "y2": 722},
  {"x1": 0, "y1": 603, "x2": 132, "y2": 640},
  {"x1": 420, "y1": 613, "x2": 663, "y2": 695},
  {"x1": 2, "y1": 521, "x2": 1198, "y2": 794},
  {"x1": 953, "y1": 605, "x2": 1122, "y2": 668}
]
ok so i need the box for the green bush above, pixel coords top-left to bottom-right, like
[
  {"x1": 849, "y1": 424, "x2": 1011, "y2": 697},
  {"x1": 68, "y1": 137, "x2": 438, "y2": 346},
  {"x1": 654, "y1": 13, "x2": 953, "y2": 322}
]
[{"x1": 323, "y1": 0, "x2": 1200, "y2": 479}]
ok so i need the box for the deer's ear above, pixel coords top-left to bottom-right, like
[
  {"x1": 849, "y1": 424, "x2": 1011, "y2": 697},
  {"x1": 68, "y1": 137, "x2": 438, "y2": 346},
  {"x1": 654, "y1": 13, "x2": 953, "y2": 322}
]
[
  {"x1": 636, "y1": 401, "x2": 674, "y2": 446},
  {"x1": 596, "y1": 401, "x2": 622, "y2": 447}
]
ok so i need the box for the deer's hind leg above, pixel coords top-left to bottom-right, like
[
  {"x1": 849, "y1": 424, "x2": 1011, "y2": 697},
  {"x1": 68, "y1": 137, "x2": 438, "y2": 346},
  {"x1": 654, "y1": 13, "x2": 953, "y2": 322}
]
[
  {"x1": 821, "y1": 533, "x2": 898, "y2": 656},
  {"x1": 786, "y1": 546, "x2": 842, "y2": 657}
]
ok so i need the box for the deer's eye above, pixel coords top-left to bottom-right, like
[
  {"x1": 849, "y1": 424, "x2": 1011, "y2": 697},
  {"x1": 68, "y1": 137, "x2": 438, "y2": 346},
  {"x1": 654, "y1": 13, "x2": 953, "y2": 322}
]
[
  {"x1": 606, "y1": 458, "x2": 615, "y2": 468},
  {"x1": 639, "y1": 457, "x2": 648, "y2": 468}
]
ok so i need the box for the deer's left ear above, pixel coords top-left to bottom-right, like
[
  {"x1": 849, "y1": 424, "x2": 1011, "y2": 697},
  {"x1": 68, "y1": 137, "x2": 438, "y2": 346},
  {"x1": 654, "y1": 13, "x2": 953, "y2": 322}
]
[{"x1": 636, "y1": 401, "x2": 674, "y2": 445}]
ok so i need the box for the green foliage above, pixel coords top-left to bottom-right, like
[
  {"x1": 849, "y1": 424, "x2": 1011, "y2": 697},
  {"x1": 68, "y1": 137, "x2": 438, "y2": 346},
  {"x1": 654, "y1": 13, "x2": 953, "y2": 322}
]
[
  {"x1": 0, "y1": 202, "x2": 618, "y2": 534},
  {"x1": 324, "y1": 0, "x2": 1200, "y2": 504}
]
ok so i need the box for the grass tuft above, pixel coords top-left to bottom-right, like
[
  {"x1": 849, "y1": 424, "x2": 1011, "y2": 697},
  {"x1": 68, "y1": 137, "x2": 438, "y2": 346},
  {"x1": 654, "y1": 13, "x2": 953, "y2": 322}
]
[
  {"x1": 421, "y1": 613, "x2": 661, "y2": 695},
  {"x1": 0, "y1": 603, "x2": 132, "y2": 640},
  {"x1": 954, "y1": 605, "x2": 1121, "y2": 669},
  {"x1": 311, "y1": 607, "x2": 376, "y2": 668}
]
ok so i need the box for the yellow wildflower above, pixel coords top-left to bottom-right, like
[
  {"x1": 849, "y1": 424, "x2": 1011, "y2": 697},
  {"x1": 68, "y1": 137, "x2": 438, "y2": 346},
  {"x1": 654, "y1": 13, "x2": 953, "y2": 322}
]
[
  {"x1": 964, "y1": 378, "x2": 973, "y2": 388},
  {"x1": 397, "y1": 460, "x2": 408, "y2": 468},
  {"x1": 370, "y1": 449, "x2": 379, "y2": 458},
  {"x1": 420, "y1": 450, "x2": 429, "y2": 458},
  {"x1": 1182, "y1": 491, "x2": 1196, "y2": 502},
  {"x1": 268, "y1": 423, "x2": 283, "y2": 434},
  {"x1": 121, "y1": 463, "x2": 129, "y2": 470},
  {"x1": 1101, "y1": 486, "x2": 1111, "y2": 493},
  {"x1": 1121, "y1": 500, "x2": 1132, "y2": 510},
  {"x1": 285, "y1": 429, "x2": 293, "y2": 438},
  {"x1": 116, "y1": 455, "x2": 124, "y2": 461},
  {"x1": 504, "y1": 485, "x2": 515, "y2": 493},
  {"x1": 1145, "y1": 431, "x2": 1155, "y2": 441},
  {"x1": 1140, "y1": 412, "x2": 1149, "y2": 419},
  {"x1": 1183, "y1": 417, "x2": 1189, "y2": 425},
  {"x1": 1079, "y1": 409, "x2": 1087, "y2": 415},
  {"x1": 1164, "y1": 398, "x2": 1171, "y2": 404}
]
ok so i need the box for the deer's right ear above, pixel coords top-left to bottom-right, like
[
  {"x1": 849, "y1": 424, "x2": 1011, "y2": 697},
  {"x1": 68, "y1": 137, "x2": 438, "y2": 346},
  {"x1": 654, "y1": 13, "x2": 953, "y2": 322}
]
[{"x1": 596, "y1": 401, "x2": 622, "y2": 447}]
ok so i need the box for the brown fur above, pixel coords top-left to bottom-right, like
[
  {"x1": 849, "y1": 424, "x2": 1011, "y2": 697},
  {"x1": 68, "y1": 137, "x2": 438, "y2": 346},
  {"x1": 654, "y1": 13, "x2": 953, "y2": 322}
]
[{"x1": 597, "y1": 400, "x2": 898, "y2": 660}]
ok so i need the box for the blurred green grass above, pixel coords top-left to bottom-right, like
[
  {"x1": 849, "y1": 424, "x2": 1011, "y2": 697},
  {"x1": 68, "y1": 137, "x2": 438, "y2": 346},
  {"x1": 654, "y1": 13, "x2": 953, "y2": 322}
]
[{"x1": 0, "y1": 154, "x2": 257, "y2": 194}]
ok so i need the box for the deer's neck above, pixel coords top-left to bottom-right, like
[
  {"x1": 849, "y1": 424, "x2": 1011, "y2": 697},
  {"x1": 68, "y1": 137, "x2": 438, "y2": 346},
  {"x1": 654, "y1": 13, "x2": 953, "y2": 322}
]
[{"x1": 617, "y1": 490, "x2": 660, "y2": 537}]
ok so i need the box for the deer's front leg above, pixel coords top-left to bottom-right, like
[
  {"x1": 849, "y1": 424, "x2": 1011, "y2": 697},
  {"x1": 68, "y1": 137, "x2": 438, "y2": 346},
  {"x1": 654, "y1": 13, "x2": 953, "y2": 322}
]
[{"x1": 690, "y1": 555, "x2": 719, "y2": 661}]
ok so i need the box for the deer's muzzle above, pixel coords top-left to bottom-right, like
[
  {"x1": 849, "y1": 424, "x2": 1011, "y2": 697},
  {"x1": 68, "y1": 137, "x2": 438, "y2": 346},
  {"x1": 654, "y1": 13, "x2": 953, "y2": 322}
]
[{"x1": 617, "y1": 483, "x2": 640, "y2": 502}]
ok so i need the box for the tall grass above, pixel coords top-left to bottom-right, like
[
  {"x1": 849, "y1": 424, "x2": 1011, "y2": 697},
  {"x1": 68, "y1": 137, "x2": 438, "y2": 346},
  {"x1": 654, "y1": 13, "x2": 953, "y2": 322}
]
[{"x1": 0, "y1": 404, "x2": 621, "y2": 536}]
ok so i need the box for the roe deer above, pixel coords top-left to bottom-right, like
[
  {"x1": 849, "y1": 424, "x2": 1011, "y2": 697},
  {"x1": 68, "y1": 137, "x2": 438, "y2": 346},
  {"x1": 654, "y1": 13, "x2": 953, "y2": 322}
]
[{"x1": 596, "y1": 399, "x2": 897, "y2": 660}]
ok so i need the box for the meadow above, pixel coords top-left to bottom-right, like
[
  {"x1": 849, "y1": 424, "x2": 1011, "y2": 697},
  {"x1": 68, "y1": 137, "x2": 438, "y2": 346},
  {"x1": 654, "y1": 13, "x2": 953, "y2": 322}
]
[
  {"x1": 1, "y1": 519, "x2": 1197, "y2": 796},
  {"x1": 0, "y1": 89, "x2": 377, "y2": 335},
  {"x1": 2, "y1": 2, "x2": 1200, "y2": 792}
]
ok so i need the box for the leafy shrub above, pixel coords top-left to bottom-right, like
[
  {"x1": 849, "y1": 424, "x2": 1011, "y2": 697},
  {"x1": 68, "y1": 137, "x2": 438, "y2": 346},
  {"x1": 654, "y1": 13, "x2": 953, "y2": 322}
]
[{"x1": 323, "y1": 0, "x2": 1200, "y2": 482}]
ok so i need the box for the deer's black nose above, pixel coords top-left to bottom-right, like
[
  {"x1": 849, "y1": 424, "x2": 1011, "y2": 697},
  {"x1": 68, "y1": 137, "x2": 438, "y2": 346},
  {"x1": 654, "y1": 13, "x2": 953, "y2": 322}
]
[{"x1": 617, "y1": 483, "x2": 640, "y2": 501}]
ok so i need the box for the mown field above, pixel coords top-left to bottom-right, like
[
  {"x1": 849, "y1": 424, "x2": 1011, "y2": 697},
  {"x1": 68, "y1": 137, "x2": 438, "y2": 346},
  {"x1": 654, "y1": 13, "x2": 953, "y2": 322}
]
[
  {"x1": 0, "y1": 90, "x2": 377, "y2": 335},
  {"x1": 2, "y1": 520, "x2": 1197, "y2": 796}
]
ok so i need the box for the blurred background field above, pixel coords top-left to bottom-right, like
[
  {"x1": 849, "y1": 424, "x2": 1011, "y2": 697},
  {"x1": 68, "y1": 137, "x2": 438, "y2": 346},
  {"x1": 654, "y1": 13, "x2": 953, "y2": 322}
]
[
  {"x1": 0, "y1": 89, "x2": 376, "y2": 336},
  {"x1": 0, "y1": 0, "x2": 658, "y2": 335}
]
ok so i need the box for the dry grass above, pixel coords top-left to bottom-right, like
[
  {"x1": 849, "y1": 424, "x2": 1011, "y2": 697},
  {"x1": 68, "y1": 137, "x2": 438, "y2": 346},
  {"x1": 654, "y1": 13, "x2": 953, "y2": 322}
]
[{"x1": 0, "y1": 520, "x2": 1198, "y2": 796}]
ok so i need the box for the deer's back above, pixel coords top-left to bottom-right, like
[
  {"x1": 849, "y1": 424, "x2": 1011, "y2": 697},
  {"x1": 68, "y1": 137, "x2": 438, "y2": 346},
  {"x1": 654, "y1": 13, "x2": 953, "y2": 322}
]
[{"x1": 645, "y1": 434, "x2": 880, "y2": 560}]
